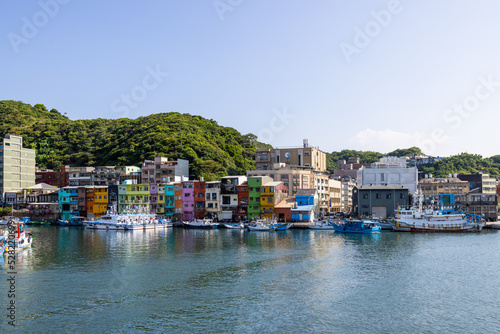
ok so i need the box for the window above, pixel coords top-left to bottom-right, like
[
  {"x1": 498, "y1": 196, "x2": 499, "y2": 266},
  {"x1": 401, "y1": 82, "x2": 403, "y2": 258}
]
[
  {"x1": 386, "y1": 193, "x2": 391, "y2": 199},
  {"x1": 363, "y1": 194, "x2": 368, "y2": 199},
  {"x1": 400, "y1": 193, "x2": 405, "y2": 199}
]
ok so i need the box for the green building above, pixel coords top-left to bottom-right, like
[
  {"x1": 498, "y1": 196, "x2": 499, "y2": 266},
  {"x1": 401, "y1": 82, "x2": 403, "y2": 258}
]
[{"x1": 247, "y1": 176, "x2": 272, "y2": 220}]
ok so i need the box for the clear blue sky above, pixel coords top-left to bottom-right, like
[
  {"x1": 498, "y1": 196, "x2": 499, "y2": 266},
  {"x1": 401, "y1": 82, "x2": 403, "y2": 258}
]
[{"x1": 2, "y1": 0, "x2": 500, "y2": 157}]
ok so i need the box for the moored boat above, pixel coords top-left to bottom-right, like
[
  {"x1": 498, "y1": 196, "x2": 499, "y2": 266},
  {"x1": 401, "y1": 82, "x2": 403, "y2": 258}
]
[
  {"x1": 271, "y1": 222, "x2": 292, "y2": 231},
  {"x1": 84, "y1": 215, "x2": 126, "y2": 230},
  {"x1": 2, "y1": 220, "x2": 33, "y2": 251},
  {"x1": 308, "y1": 220, "x2": 334, "y2": 230},
  {"x1": 247, "y1": 219, "x2": 273, "y2": 231},
  {"x1": 182, "y1": 219, "x2": 219, "y2": 229},
  {"x1": 391, "y1": 194, "x2": 485, "y2": 233},
  {"x1": 223, "y1": 222, "x2": 245, "y2": 229},
  {"x1": 331, "y1": 219, "x2": 381, "y2": 234}
]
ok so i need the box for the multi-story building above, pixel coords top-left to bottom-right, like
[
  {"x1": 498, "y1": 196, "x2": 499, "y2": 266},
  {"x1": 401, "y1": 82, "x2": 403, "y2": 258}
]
[
  {"x1": 334, "y1": 157, "x2": 371, "y2": 179},
  {"x1": 92, "y1": 186, "x2": 108, "y2": 218},
  {"x1": 91, "y1": 166, "x2": 121, "y2": 186},
  {"x1": 117, "y1": 183, "x2": 150, "y2": 214},
  {"x1": 108, "y1": 184, "x2": 119, "y2": 212},
  {"x1": 260, "y1": 181, "x2": 287, "y2": 219},
  {"x1": 236, "y1": 182, "x2": 248, "y2": 221},
  {"x1": 36, "y1": 165, "x2": 69, "y2": 188},
  {"x1": 341, "y1": 177, "x2": 356, "y2": 213},
  {"x1": 165, "y1": 184, "x2": 175, "y2": 220},
  {"x1": 157, "y1": 184, "x2": 165, "y2": 215},
  {"x1": 77, "y1": 187, "x2": 87, "y2": 216},
  {"x1": 291, "y1": 189, "x2": 318, "y2": 222},
  {"x1": 357, "y1": 157, "x2": 418, "y2": 194},
  {"x1": 353, "y1": 185, "x2": 410, "y2": 218},
  {"x1": 455, "y1": 193, "x2": 498, "y2": 221},
  {"x1": 247, "y1": 176, "x2": 272, "y2": 220},
  {"x1": 220, "y1": 176, "x2": 247, "y2": 220},
  {"x1": 58, "y1": 187, "x2": 79, "y2": 221},
  {"x1": 255, "y1": 139, "x2": 327, "y2": 172},
  {"x1": 141, "y1": 157, "x2": 189, "y2": 184},
  {"x1": 314, "y1": 174, "x2": 331, "y2": 214},
  {"x1": 0, "y1": 134, "x2": 36, "y2": 198},
  {"x1": 68, "y1": 166, "x2": 95, "y2": 186},
  {"x1": 205, "y1": 181, "x2": 220, "y2": 220},
  {"x1": 458, "y1": 173, "x2": 496, "y2": 194},
  {"x1": 328, "y1": 179, "x2": 342, "y2": 213},
  {"x1": 149, "y1": 183, "x2": 159, "y2": 213},
  {"x1": 419, "y1": 177, "x2": 469, "y2": 196},
  {"x1": 117, "y1": 166, "x2": 142, "y2": 184},
  {"x1": 182, "y1": 181, "x2": 195, "y2": 221},
  {"x1": 247, "y1": 169, "x2": 313, "y2": 195},
  {"x1": 194, "y1": 180, "x2": 206, "y2": 219},
  {"x1": 174, "y1": 182, "x2": 183, "y2": 221}
]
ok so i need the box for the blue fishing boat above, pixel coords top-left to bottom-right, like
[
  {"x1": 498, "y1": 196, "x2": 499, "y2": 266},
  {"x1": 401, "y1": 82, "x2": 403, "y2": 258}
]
[
  {"x1": 332, "y1": 219, "x2": 381, "y2": 234},
  {"x1": 271, "y1": 222, "x2": 292, "y2": 231}
]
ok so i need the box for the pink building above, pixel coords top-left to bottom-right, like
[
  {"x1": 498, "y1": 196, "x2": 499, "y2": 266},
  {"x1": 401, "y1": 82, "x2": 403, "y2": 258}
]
[{"x1": 182, "y1": 181, "x2": 195, "y2": 221}]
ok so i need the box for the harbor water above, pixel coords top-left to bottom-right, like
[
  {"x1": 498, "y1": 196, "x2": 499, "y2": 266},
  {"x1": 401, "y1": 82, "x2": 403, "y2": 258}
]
[{"x1": 1, "y1": 226, "x2": 500, "y2": 333}]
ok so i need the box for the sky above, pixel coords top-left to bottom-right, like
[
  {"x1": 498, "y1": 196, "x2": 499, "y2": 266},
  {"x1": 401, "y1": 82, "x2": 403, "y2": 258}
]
[{"x1": 2, "y1": 0, "x2": 500, "y2": 158}]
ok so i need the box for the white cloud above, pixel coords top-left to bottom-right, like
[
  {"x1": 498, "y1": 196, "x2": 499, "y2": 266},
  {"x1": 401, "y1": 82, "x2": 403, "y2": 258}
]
[{"x1": 349, "y1": 128, "x2": 454, "y2": 154}]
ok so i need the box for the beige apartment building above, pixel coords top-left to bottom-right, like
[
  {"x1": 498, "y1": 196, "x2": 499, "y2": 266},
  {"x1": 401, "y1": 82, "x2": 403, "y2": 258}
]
[
  {"x1": 0, "y1": 134, "x2": 36, "y2": 196},
  {"x1": 255, "y1": 140, "x2": 327, "y2": 172},
  {"x1": 418, "y1": 177, "x2": 469, "y2": 195}
]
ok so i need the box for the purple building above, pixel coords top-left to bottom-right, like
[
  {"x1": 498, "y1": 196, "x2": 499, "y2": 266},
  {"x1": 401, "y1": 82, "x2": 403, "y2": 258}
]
[
  {"x1": 150, "y1": 183, "x2": 158, "y2": 213},
  {"x1": 182, "y1": 181, "x2": 195, "y2": 221}
]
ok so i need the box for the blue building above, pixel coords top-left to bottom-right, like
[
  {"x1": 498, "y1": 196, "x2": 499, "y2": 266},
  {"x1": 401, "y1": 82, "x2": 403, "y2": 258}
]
[
  {"x1": 58, "y1": 187, "x2": 79, "y2": 220},
  {"x1": 164, "y1": 184, "x2": 175, "y2": 220},
  {"x1": 291, "y1": 189, "x2": 318, "y2": 222}
]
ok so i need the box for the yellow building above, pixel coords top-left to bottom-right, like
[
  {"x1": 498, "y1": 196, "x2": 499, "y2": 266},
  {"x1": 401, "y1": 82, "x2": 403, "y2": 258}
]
[
  {"x1": 118, "y1": 183, "x2": 150, "y2": 213},
  {"x1": 93, "y1": 186, "x2": 108, "y2": 217},
  {"x1": 157, "y1": 185, "x2": 165, "y2": 214},
  {"x1": 260, "y1": 181, "x2": 287, "y2": 219}
]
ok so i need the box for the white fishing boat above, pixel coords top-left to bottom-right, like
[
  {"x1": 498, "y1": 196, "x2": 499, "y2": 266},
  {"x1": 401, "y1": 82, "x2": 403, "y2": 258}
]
[
  {"x1": 247, "y1": 219, "x2": 273, "y2": 231},
  {"x1": 391, "y1": 194, "x2": 485, "y2": 233},
  {"x1": 308, "y1": 220, "x2": 334, "y2": 230},
  {"x1": 84, "y1": 215, "x2": 127, "y2": 230},
  {"x1": 182, "y1": 219, "x2": 219, "y2": 229},
  {"x1": 223, "y1": 222, "x2": 245, "y2": 229},
  {"x1": 2, "y1": 220, "x2": 33, "y2": 252}
]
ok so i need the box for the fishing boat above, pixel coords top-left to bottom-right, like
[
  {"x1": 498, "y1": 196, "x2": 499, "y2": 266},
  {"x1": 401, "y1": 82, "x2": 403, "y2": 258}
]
[
  {"x1": 2, "y1": 221, "x2": 33, "y2": 251},
  {"x1": 331, "y1": 219, "x2": 381, "y2": 234},
  {"x1": 271, "y1": 222, "x2": 292, "y2": 231},
  {"x1": 222, "y1": 222, "x2": 245, "y2": 229},
  {"x1": 391, "y1": 194, "x2": 485, "y2": 233},
  {"x1": 247, "y1": 219, "x2": 273, "y2": 231},
  {"x1": 84, "y1": 215, "x2": 127, "y2": 230},
  {"x1": 308, "y1": 220, "x2": 334, "y2": 230},
  {"x1": 0, "y1": 235, "x2": 6, "y2": 256},
  {"x1": 59, "y1": 216, "x2": 86, "y2": 226},
  {"x1": 181, "y1": 219, "x2": 219, "y2": 229},
  {"x1": 157, "y1": 218, "x2": 173, "y2": 228}
]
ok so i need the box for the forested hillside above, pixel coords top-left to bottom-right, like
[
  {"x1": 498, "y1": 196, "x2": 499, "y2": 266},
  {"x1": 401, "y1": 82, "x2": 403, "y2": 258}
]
[{"x1": 0, "y1": 100, "x2": 269, "y2": 181}]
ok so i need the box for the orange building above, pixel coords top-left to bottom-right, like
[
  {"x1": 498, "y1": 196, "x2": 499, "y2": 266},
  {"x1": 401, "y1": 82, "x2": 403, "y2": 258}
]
[{"x1": 174, "y1": 182, "x2": 183, "y2": 221}]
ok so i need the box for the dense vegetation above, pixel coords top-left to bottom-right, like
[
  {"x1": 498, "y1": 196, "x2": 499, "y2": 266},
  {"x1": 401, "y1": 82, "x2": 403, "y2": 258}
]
[{"x1": 0, "y1": 100, "x2": 269, "y2": 181}]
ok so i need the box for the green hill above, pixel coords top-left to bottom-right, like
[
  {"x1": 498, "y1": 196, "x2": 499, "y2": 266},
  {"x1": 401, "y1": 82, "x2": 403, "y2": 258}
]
[{"x1": 0, "y1": 100, "x2": 269, "y2": 181}]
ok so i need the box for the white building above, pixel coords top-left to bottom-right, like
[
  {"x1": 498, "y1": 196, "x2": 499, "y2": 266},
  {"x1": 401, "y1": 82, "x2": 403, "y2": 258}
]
[
  {"x1": 341, "y1": 178, "x2": 356, "y2": 213},
  {"x1": 357, "y1": 157, "x2": 418, "y2": 194}
]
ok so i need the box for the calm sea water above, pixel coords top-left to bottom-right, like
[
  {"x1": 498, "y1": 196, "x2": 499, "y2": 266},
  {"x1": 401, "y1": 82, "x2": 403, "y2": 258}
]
[{"x1": 1, "y1": 226, "x2": 500, "y2": 333}]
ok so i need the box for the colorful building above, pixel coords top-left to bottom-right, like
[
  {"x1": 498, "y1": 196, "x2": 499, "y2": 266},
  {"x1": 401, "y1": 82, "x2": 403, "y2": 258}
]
[
  {"x1": 194, "y1": 180, "x2": 206, "y2": 219},
  {"x1": 291, "y1": 189, "x2": 318, "y2": 222},
  {"x1": 157, "y1": 184, "x2": 165, "y2": 215},
  {"x1": 260, "y1": 181, "x2": 287, "y2": 219},
  {"x1": 182, "y1": 181, "x2": 195, "y2": 221},
  {"x1": 150, "y1": 183, "x2": 158, "y2": 213},
  {"x1": 247, "y1": 176, "x2": 272, "y2": 221},
  {"x1": 165, "y1": 183, "x2": 175, "y2": 220},
  {"x1": 118, "y1": 183, "x2": 150, "y2": 213},
  {"x1": 237, "y1": 182, "x2": 248, "y2": 221},
  {"x1": 92, "y1": 186, "x2": 108, "y2": 218},
  {"x1": 205, "y1": 181, "x2": 220, "y2": 220},
  {"x1": 58, "y1": 186, "x2": 79, "y2": 221},
  {"x1": 174, "y1": 182, "x2": 183, "y2": 221}
]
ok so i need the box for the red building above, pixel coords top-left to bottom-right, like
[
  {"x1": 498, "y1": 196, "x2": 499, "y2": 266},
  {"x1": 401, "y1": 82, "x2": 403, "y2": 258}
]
[
  {"x1": 36, "y1": 165, "x2": 69, "y2": 188},
  {"x1": 237, "y1": 182, "x2": 248, "y2": 222},
  {"x1": 194, "y1": 180, "x2": 206, "y2": 219}
]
